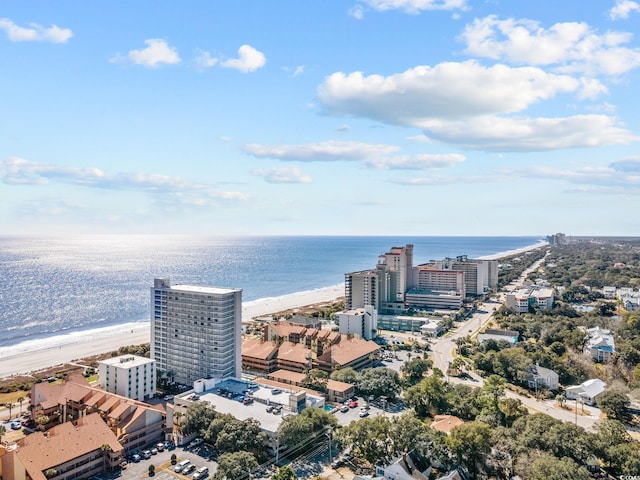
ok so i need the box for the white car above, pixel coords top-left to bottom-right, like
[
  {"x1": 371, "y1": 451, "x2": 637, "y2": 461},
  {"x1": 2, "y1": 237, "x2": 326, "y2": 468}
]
[{"x1": 190, "y1": 437, "x2": 204, "y2": 448}]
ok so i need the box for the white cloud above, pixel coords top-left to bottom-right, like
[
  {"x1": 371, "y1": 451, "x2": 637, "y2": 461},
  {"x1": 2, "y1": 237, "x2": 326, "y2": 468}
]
[
  {"x1": 610, "y1": 0, "x2": 640, "y2": 19},
  {"x1": 317, "y1": 61, "x2": 598, "y2": 126},
  {"x1": 349, "y1": 5, "x2": 365, "y2": 19},
  {"x1": 460, "y1": 15, "x2": 640, "y2": 75},
  {"x1": 220, "y1": 45, "x2": 266, "y2": 73},
  {"x1": 293, "y1": 65, "x2": 305, "y2": 77},
  {"x1": 421, "y1": 114, "x2": 637, "y2": 151},
  {"x1": 610, "y1": 156, "x2": 640, "y2": 172},
  {"x1": 355, "y1": 0, "x2": 468, "y2": 15},
  {"x1": 0, "y1": 18, "x2": 72, "y2": 43},
  {"x1": 115, "y1": 39, "x2": 180, "y2": 68},
  {"x1": 365, "y1": 153, "x2": 465, "y2": 169},
  {"x1": 336, "y1": 124, "x2": 351, "y2": 133},
  {"x1": 242, "y1": 140, "x2": 400, "y2": 161},
  {"x1": 251, "y1": 167, "x2": 312, "y2": 184},
  {"x1": 507, "y1": 163, "x2": 640, "y2": 192},
  {"x1": 194, "y1": 49, "x2": 218, "y2": 69},
  {"x1": 0, "y1": 157, "x2": 247, "y2": 203}
]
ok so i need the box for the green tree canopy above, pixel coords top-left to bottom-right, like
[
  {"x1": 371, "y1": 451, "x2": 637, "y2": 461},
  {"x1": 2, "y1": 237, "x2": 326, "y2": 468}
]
[
  {"x1": 182, "y1": 401, "x2": 217, "y2": 436},
  {"x1": 358, "y1": 367, "x2": 401, "y2": 400},
  {"x1": 276, "y1": 407, "x2": 337, "y2": 450},
  {"x1": 270, "y1": 466, "x2": 298, "y2": 480},
  {"x1": 400, "y1": 357, "x2": 433, "y2": 387},
  {"x1": 216, "y1": 451, "x2": 259, "y2": 480},
  {"x1": 330, "y1": 367, "x2": 361, "y2": 385},
  {"x1": 597, "y1": 389, "x2": 631, "y2": 423}
]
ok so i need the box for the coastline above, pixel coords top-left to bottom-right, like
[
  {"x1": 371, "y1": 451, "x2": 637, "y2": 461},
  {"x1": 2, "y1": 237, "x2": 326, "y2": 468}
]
[
  {"x1": 0, "y1": 241, "x2": 546, "y2": 379},
  {"x1": 0, "y1": 284, "x2": 345, "y2": 379}
]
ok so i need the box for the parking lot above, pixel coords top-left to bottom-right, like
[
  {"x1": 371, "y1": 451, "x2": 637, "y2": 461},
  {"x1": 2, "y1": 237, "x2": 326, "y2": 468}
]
[{"x1": 117, "y1": 443, "x2": 218, "y2": 480}]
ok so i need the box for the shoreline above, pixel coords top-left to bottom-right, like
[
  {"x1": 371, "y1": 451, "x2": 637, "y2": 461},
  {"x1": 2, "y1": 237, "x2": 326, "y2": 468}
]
[
  {"x1": 0, "y1": 284, "x2": 346, "y2": 379},
  {"x1": 0, "y1": 242, "x2": 546, "y2": 379}
]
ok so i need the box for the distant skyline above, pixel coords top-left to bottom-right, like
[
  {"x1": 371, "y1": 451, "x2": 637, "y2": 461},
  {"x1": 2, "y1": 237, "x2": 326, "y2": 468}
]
[{"x1": 1, "y1": 1, "x2": 639, "y2": 236}]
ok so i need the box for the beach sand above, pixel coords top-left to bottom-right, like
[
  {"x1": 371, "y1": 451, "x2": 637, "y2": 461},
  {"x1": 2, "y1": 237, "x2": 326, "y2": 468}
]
[{"x1": 0, "y1": 284, "x2": 345, "y2": 379}]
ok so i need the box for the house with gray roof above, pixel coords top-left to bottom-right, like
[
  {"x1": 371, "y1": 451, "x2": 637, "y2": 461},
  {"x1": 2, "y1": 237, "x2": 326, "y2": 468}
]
[
  {"x1": 565, "y1": 379, "x2": 607, "y2": 406},
  {"x1": 584, "y1": 327, "x2": 615, "y2": 362}
]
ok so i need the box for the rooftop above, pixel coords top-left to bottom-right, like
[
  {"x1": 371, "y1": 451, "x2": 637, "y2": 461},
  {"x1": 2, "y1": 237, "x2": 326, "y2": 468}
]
[{"x1": 99, "y1": 354, "x2": 155, "y2": 368}]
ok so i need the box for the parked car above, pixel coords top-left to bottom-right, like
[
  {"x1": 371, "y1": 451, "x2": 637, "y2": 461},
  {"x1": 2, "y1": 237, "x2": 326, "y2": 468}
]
[
  {"x1": 348, "y1": 401, "x2": 358, "y2": 408},
  {"x1": 193, "y1": 466, "x2": 209, "y2": 480},
  {"x1": 189, "y1": 437, "x2": 204, "y2": 448},
  {"x1": 10, "y1": 421, "x2": 22, "y2": 430},
  {"x1": 151, "y1": 447, "x2": 158, "y2": 455},
  {"x1": 156, "y1": 442, "x2": 165, "y2": 452},
  {"x1": 359, "y1": 410, "x2": 369, "y2": 417},
  {"x1": 340, "y1": 406, "x2": 349, "y2": 413},
  {"x1": 183, "y1": 464, "x2": 196, "y2": 475},
  {"x1": 131, "y1": 453, "x2": 142, "y2": 463},
  {"x1": 141, "y1": 450, "x2": 152, "y2": 459},
  {"x1": 174, "y1": 460, "x2": 191, "y2": 473}
]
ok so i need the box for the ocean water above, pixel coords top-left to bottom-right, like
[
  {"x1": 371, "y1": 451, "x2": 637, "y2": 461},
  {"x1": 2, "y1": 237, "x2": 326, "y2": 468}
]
[{"x1": 0, "y1": 235, "x2": 542, "y2": 352}]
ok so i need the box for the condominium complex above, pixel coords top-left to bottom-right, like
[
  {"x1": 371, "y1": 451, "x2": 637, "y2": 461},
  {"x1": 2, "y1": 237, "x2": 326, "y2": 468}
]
[
  {"x1": 151, "y1": 278, "x2": 242, "y2": 385},
  {"x1": 344, "y1": 246, "x2": 497, "y2": 314},
  {"x1": 97, "y1": 354, "x2": 156, "y2": 401},
  {"x1": 506, "y1": 286, "x2": 554, "y2": 313}
]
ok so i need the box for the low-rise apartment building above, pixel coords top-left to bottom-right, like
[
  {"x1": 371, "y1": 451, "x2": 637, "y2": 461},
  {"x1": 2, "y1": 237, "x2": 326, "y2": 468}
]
[
  {"x1": 506, "y1": 286, "x2": 554, "y2": 313},
  {"x1": 97, "y1": 354, "x2": 156, "y2": 401}
]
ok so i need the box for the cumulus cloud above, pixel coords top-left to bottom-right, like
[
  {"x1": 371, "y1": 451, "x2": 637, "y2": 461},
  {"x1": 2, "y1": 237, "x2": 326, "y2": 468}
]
[
  {"x1": 0, "y1": 157, "x2": 247, "y2": 203},
  {"x1": 220, "y1": 45, "x2": 266, "y2": 73},
  {"x1": 365, "y1": 153, "x2": 465, "y2": 169},
  {"x1": 354, "y1": 0, "x2": 468, "y2": 15},
  {"x1": 251, "y1": 167, "x2": 312, "y2": 184},
  {"x1": 421, "y1": 114, "x2": 637, "y2": 151},
  {"x1": 317, "y1": 61, "x2": 600, "y2": 126},
  {"x1": 113, "y1": 39, "x2": 180, "y2": 68},
  {"x1": 460, "y1": 15, "x2": 640, "y2": 75},
  {"x1": 610, "y1": 0, "x2": 640, "y2": 19},
  {"x1": 242, "y1": 140, "x2": 400, "y2": 161},
  {"x1": 0, "y1": 18, "x2": 73, "y2": 43}
]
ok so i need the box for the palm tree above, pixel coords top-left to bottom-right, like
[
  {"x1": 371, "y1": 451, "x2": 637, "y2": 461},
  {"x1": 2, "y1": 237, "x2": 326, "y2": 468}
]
[
  {"x1": 17, "y1": 397, "x2": 24, "y2": 416},
  {"x1": 0, "y1": 424, "x2": 6, "y2": 445},
  {"x1": 3, "y1": 402, "x2": 13, "y2": 419},
  {"x1": 100, "y1": 443, "x2": 113, "y2": 470}
]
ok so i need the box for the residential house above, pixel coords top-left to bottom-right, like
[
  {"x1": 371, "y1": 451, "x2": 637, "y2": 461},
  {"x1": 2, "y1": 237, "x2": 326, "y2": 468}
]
[
  {"x1": 430, "y1": 415, "x2": 464, "y2": 435},
  {"x1": 376, "y1": 451, "x2": 432, "y2": 480},
  {"x1": 529, "y1": 364, "x2": 559, "y2": 391},
  {"x1": 584, "y1": 327, "x2": 615, "y2": 362},
  {"x1": 565, "y1": 379, "x2": 607, "y2": 406}
]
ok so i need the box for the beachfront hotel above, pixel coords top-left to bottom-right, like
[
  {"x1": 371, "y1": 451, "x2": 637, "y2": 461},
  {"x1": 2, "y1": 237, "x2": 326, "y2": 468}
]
[{"x1": 151, "y1": 278, "x2": 242, "y2": 385}]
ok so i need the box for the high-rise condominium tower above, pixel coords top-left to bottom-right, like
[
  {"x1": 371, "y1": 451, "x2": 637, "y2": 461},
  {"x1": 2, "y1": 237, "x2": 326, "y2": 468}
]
[{"x1": 151, "y1": 278, "x2": 242, "y2": 386}]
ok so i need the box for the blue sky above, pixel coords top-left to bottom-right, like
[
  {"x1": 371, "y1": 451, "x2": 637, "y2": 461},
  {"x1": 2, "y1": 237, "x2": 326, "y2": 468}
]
[{"x1": 1, "y1": 0, "x2": 639, "y2": 236}]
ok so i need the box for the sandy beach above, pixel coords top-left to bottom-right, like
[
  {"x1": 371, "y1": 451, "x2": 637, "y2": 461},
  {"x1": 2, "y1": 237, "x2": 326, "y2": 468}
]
[{"x1": 0, "y1": 284, "x2": 345, "y2": 379}]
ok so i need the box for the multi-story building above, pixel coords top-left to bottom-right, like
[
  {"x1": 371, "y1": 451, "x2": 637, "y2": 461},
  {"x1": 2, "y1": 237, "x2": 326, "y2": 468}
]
[
  {"x1": 336, "y1": 305, "x2": 378, "y2": 340},
  {"x1": 98, "y1": 354, "x2": 156, "y2": 401},
  {"x1": 345, "y1": 269, "x2": 379, "y2": 311},
  {"x1": 151, "y1": 278, "x2": 242, "y2": 385},
  {"x1": 506, "y1": 286, "x2": 554, "y2": 313},
  {"x1": 437, "y1": 256, "x2": 497, "y2": 297}
]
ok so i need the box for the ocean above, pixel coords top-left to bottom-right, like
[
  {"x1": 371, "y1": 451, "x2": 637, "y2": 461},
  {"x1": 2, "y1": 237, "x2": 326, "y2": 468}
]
[{"x1": 0, "y1": 235, "x2": 542, "y2": 356}]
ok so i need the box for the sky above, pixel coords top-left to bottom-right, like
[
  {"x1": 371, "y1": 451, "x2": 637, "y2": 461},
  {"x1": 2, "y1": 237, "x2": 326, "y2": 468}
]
[{"x1": 1, "y1": 0, "x2": 639, "y2": 237}]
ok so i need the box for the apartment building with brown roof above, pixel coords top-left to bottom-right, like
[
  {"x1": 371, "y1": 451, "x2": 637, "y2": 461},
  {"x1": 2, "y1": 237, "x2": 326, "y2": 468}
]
[
  {"x1": 30, "y1": 375, "x2": 166, "y2": 453},
  {"x1": 1, "y1": 413, "x2": 123, "y2": 480}
]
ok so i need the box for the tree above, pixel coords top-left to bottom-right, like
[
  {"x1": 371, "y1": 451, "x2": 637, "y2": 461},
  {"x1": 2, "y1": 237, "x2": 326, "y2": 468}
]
[
  {"x1": 215, "y1": 417, "x2": 269, "y2": 458},
  {"x1": 277, "y1": 407, "x2": 337, "y2": 450},
  {"x1": 171, "y1": 453, "x2": 177, "y2": 465},
  {"x1": 358, "y1": 367, "x2": 401, "y2": 400},
  {"x1": 400, "y1": 357, "x2": 432, "y2": 387},
  {"x1": 597, "y1": 389, "x2": 631, "y2": 423},
  {"x1": 100, "y1": 443, "x2": 112, "y2": 470},
  {"x1": 270, "y1": 466, "x2": 298, "y2": 480},
  {"x1": 336, "y1": 415, "x2": 392, "y2": 464},
  {"x1": 405, "y1": 371, "x2": 447, "y2": 418},
  {"x1": 148, "y1": 465, "x2": 155, "y2": 477},
  {"x1": 36, "y1": 415, "x2": 50, "y2": 431},
  {"x1": 182, "y1": 401, "x2": 217, "y2": 436},
  {"x1": 216, "y1": 451, "x2": 258, "y2": 480},
  {"x1": 515, "y1": 452, "x2": 591, "y2": 480},
  {"x1": 330, "y1": 367, "x2": 361, "y2": 385},
  {"x1": 17, "y1": 396, "x2": 24, "y2": 416},
  {"x1": 44, "y1": 469, "x2": 58, "y2": 478},
  {"x1": 301, "y1": 369, "x2": 329, "y2": 393},
  {"x1": 446, "y1": 421, "x2": 493, "y2": 478},
  {"x1": 0, "y1": 425, "x2": 5, "y2": 444},
  {"x1": 3, "y1": 402, "x2": 13, "y2": 419}
]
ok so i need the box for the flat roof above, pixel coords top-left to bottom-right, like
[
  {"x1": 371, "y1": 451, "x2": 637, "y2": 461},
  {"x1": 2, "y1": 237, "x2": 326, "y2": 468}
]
[
  {"x1": 168, "y1": 284, "x2": 242, "y2": 295},
  {"x1": 99, "y1": 355, "x2": 155, "y2": 368}
]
